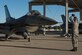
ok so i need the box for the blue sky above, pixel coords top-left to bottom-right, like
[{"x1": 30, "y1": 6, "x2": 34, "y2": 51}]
[{"x1": 0, "y1": 0, "x2": 80, "y2": 23}]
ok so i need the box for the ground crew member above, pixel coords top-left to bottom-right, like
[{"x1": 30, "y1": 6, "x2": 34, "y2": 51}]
[{"x1": 69, "y1": 14, "x2": 79, "y2": 51}]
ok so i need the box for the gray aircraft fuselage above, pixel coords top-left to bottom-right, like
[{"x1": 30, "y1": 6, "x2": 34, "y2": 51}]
[{"x1": 0, "y1": 5, "x2": 58, "y2": 39}]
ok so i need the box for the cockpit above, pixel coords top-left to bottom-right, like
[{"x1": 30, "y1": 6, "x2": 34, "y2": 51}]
[{"x1": 27, "y1": 10, "x2": 41, "y2": 16}]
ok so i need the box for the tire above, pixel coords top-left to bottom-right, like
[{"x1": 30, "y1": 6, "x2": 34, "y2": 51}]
[
  {"x1": 24, "y1": 35, "x2": 27, "y2": 39},
  {"x1": 23, "y1": 32, "x2": 27, "y2": 39}
]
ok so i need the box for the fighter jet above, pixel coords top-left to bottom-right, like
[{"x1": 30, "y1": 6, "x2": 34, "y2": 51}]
[{"x1": 0, "y1": 5, "x2": 57, "y2": 39}]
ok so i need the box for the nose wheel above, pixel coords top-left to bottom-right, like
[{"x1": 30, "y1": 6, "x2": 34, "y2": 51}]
[
  {"x1": 23, "y1": 32, "x2": 30, "y2": 42},
  {"x1": 23, "y1": 34, "x2": 27, "y2": 39},
  {"x1": 22, "y1": 32, "x2": 27, "y2": 39}
]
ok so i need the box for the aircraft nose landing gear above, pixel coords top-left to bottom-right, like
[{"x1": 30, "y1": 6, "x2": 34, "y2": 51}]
[{"x1": 23, "y1": 32, "x2": 30, "y2": 42}]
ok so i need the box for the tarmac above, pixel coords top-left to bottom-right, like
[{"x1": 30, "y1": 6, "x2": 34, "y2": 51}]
[{"x1": 0, "y1": 33, "x2": 81, "y2": 55}]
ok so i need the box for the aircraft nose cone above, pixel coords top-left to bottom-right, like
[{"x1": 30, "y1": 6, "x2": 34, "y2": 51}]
[
  {"x1": 47, "y1": 18, "x2": 58, "y2": 25},
  {"x1": 41, "y1": 16, "x2": 58, "y2": 25},
  {"x1": 25, "y1": 15, "x2": 58, "y2": 25}
]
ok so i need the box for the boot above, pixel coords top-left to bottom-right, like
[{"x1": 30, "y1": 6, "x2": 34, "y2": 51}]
[{"x1": 70, "y1": 47, "x2": 77, "y2": 51}]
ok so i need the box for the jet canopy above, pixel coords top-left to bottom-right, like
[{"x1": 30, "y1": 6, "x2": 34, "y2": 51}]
[{"x1": 27, "y1": 10, "x2": 41, "y2": 16}]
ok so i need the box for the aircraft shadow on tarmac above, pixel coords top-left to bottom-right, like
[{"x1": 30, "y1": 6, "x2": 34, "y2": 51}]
[
  {"x1": 0, "y1": 36, "x2": 20, "y2": 41},
  {"x1": 0, "y1": 44, "x2": 70, "y2": 51},
  {"x1": 0, "y1": 36, "x2": 82, "y2": 42}
]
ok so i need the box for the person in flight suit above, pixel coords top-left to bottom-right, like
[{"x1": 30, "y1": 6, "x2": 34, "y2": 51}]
[{"x1": 69, "y1": 14, "x2": 79, "y2": 51}]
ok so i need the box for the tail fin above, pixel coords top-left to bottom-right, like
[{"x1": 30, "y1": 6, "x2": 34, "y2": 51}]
[
  {"x1": 4, "y1": 5, "x2": 11, "y2": 22},
  {"x1": 61, "y1": 15, "x2": 66, "y2": 24},
  {"x1": 61, "y1": 15, "x2": 66, "y2": 34},
  {"x1": 61, "y1": 15, "x2": 70, "y2": 24}
]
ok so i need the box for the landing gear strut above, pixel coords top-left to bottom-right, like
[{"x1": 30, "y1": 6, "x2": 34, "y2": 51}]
[{"x1": 5, "y1": 34, "x2": 8, "y2": 40}]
